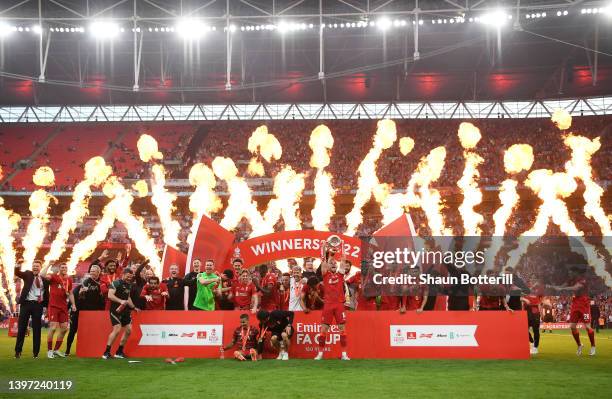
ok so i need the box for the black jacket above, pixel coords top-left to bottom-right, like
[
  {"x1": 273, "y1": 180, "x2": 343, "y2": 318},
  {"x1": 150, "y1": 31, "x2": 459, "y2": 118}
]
[{"x1": 15, "y1": 267, "x2": 49, "y2": 306}]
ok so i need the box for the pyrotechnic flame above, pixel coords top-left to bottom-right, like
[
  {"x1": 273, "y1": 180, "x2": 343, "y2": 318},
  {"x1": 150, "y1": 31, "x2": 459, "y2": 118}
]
[
  {"x1": 309, "y1": 125, "x2": 334, "y2": 169},
  {"x1": 22, "y1": 168, "x2": 57, "y2": 270},
  {"x1": 137, "y1": 134, "x2": 181, "y2": 248},
  {"x1": 505, "y1": 170, "x2": 611, "y2": 285},
  {"x1": 0, "y1": 204, "x2": 21, "y2": 310},
  {"x1": 345, "y1": 119, "x2": 397, "y2": 236},
  {"x1": 484, "y1": 144, "x2": 534, "y2": 271},
  {"x1": 380, "y1": 146, "x2": 449, "y2": 237},
  {"x1": 68, "y1": 175, "x2": 162, "y2": 274},
  {"x1": 215, "y1": 157, "x2": 267, "y2": 232},
  {"x1": 248, "y1": 125, "x2": 282, "y2": 162},
  {"x1": 551, "y1": 109, "x2": 572, "y2": 130},
  {"x1": 187, "y1": 163, "x2": 222, "y2": 243},
  {"x1": 399, "y1": 137, "x2": 415, "y2": 156},
  {"x1": 137, "y1": 134, "x2": 163, "y2": 162},
  {"x1": 247, "y1": 158, "x2": 265, "y2": 177},
  {"x1": 32, "y1": 166, "x2": 55, "y2": 187},
  {"x1": 132, "y1": 180, "x2": 148, "y2": 198},
  {"x1": 0, "y1": 266, "x2": 10, "y2": 312},
  {"x1": 104, "y1": 177, "x2": 163, "y2": 273},
  {"x1": 262, "y1": 166, "x2": 305, "y2": 235},
  {"x1": 563, "y1": 134, "x2": 611, "y2": 237},
  {"x1": 503, "y1": 144, "x2": 534, "y2": 174},
  {"x1": 214, "y1": 155, "x2": 305, "y2": 240},
  {"x1": 457, "y1": 123, "x2": 484, "y2": 236},
  {"x1": 246, "y1": 126, "x2": 282, "y2": 176},
  {"x1": 188, "y1": 162, "x2": 222, "y2": 228},
  {"x1": 498, "y1": 144, "x2": 535, "y2": 236},
  {"x1": 150, "y1": 164, "x2": 181, "y2": 248},
  {"x1": 309, "y1": 125, "x2": 336, "y2": 231},
  {"x1": 44, "y1": 157, "x2": 112, "y2": 267},
  {"x1": 458, "y1": 122, "x2": 482, "y2": 150},
  {"x1": 67, "y1": 203, "x2": 117, "y2": 273}
]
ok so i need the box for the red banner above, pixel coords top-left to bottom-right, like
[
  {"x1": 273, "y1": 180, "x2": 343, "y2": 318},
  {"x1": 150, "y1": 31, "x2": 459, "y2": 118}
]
[
  {"x1": 161, "y1": 245, "x2": 188, "y2": 279},
  {"x1": 77, "y1": 311, "x2": 529, "y2": 359},
  {"x1": 228, "y1": 230, "x2": 363, "y2": 268},
  {"x1": 186, "y1": 215, "x2": 236, "y2": 273}
]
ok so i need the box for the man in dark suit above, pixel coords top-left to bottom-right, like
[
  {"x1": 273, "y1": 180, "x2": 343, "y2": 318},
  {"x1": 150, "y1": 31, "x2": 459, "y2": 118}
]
[{"x1": 14, "y1": 259, "x2": 49, "y2": 359}]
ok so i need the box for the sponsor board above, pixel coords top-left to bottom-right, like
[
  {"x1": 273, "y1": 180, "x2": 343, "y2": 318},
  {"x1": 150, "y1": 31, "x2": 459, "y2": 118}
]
[
  {"x1": 139, "y1": 324, "x2": 222, "y2": 346},
  {"x1": 390, "y1": 325, "x2": 478, "y2": 347},
  {"x1": 77, "y1": 311, "x2": 527, "y2": 359},
  {"x1": 294, "y1": 322, "x2": 342, "y2": 353},
  {"x1": 540, "y1": 322, "x2": 586, "y2": 329}
]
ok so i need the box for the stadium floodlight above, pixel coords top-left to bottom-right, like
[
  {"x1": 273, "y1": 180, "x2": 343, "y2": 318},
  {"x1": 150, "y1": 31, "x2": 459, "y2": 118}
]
[
  {"x1": 480, "y1": 10, "x2": 511, "y2": 27},
  {"x1": 0, "y1": 22, "x2": 14, "y2": 37},
  {"x1": 89, "y1": 21, "x2": 120, "y2": 39},
  {"x1": 176, "y1": 18, "x2": 207, "y2": 39},
  {"x1": 277, "y1": 21, "x2": 289, "y2": 33},
  {"x1": 377, "y1": 17, "x2": 392, "y2": 31}
]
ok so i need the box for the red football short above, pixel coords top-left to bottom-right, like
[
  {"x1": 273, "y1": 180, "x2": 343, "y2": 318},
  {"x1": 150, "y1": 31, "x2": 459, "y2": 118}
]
[
  {"x1": 48, "y1": 306, "x2": 69, "y2": 324},
  {"x1": 569, "y1": 309, "x2": 590, "y2": 324},
  {"x1": 322, "y1": 302, "x2": 346, "y2": 325}
]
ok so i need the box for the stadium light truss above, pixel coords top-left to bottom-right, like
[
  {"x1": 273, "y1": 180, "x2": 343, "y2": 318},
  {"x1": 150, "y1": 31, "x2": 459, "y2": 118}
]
[{"x1": 0, "y1": 97, "x2": 610, "y2": 123}]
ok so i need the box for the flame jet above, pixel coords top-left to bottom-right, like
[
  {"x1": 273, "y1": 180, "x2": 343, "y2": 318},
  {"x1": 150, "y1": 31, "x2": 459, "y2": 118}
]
[
  {"x1": 345, "y1": 119, "x2": 397, "y2": 236},
  {"x1": 22, "y1": 167, "x2": 57, "y2": 270},
  {"x1": 505, "y1": 170, "x2": 611, "y2": 286},
  {"x1": 246, "y1": 125, "x2": 282, "y2": 176},
  {"x1": 187, "y1": 163, "x2": 222, "y2": 242},
  {"x1": 309, "y1": 125, "x2": 336, "y2": 231},
  {"x1": 137, "y1": 134, "x2": 181, "y2": 248},
  {"x1": 44, "y1": 157, "x2": 112, "y2": 267},
  {"x1": 380, "y1": 146, "x2": 449, "y2": 236},
  {"x1": 484, "y1": 144, "x2": 534, "y2": 271}
]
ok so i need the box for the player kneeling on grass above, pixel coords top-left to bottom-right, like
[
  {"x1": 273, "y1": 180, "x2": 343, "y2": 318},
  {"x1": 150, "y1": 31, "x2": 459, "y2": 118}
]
[
  {"x1": 40, "y1": 262, "x2": 75, "y2": 359},
  {"x1": 103, "y1": 268, "x2": 140, "y2": 360},
  {"x1": 257, "y1": 310, "x2": 294, "y2": 360},
  {"x1": 222, "y1": 314, "x2": 260, "y2": 361}
]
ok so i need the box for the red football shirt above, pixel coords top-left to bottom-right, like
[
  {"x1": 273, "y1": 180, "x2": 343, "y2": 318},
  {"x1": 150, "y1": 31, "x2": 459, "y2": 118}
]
[
  {"x1": 570, "y1": 277, "x2": 590, "y2": 313},
  {"x1": 279, "y1": 286, "x2": 290, "y2": 311},
  {"x1": 523, "y1": 295, "x2": 541, "y2": 314},
  {"x1": 48, "y1": 274, "x2": 73, "y2": 309},
  {"x1": 232, "y1": 282, "x2": 256, "y2": 309},
  {"x1": 347, "y1": 272, "x2": 377, "y2": 311},
  {"x1": 402, "y1": 284, "x2": 427, "y2": 310},
  {"x1": 101, "y1": 272, "x2": 121, "y2": 310},
  {"x1": 322, "y1": 271, "x2": 345, "y2": 304},
  {"x1": 260, "y1": 285, "x2": 281, "y2": 311},
  {"x1": 380, "y1": 295, "x2": 400, "y2": 310},
  {"x1": 301, "y1": 283, "x2": 324, "y2": 310},
  {"x1": 140, "y1": 283, "x2": 168, "y2": 310}
]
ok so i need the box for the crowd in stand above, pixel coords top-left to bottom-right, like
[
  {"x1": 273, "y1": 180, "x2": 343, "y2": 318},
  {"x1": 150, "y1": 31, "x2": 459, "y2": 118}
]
[{"x1": 1, "y1": 116, "x2": 610, "y2": 192}]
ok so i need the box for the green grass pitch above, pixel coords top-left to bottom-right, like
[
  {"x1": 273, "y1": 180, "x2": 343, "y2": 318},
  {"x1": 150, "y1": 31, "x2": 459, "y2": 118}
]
[{"x1": 0, "y1": 329, "x2": 610, "y2": 398}]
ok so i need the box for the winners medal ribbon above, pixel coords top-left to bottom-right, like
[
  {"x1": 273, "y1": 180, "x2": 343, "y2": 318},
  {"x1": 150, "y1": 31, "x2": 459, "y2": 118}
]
[{"x1": 241, "y1": 326, "x2": 251, "y2": 352}]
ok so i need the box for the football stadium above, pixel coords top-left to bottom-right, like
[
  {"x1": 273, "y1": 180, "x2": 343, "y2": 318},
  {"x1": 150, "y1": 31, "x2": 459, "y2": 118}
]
[{"x1": 0, "y1": 0, "x2": 611, "y2": 397}]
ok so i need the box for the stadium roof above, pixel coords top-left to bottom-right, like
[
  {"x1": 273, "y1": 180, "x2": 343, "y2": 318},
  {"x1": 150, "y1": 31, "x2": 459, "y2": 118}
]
[{"x1": 0, "y1": 0, "x2": 610, "y2": 105}]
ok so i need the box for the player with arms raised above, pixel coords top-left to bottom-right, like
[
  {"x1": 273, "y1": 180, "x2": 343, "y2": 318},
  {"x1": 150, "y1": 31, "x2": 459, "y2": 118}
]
[
  {"x1": 40, "y1": 262, "x2": 75, "y2": 358},
  {"x1": 549, "y1": 265, "x2": 596, "y2": 356},
  {"x1": 314, "y1": 235, "x2": 350, "y2": 361}
]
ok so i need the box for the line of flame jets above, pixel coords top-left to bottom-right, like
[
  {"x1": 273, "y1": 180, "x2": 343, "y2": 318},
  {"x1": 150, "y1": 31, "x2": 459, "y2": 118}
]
[{"x1": 0, "y1": 109, "x2": 610, "y2": 311}]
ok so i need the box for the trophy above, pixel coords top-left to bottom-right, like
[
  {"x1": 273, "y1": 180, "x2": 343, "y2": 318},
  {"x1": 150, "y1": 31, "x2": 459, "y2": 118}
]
[{"x1": 322, "y1": 234, "x2": 342, "y2": 262}]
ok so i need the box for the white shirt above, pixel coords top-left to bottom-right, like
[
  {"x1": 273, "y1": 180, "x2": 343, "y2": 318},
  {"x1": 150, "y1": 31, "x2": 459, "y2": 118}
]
[
  {"x1": 26, "y1": 275, "x2": 43, "y2": 302},
  {"x1": 288, "y1": 277, "x2": 304, "y2": 311}
]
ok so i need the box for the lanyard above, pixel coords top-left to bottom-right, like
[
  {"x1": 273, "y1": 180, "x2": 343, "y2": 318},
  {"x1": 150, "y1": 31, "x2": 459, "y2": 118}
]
[
  {"x1": 58, "y1": 275, "x2": 69, "y2": 296},
  {"x1": 241, "y1": 327, "x2": 251, "y2": 351},
  {"x1": 258, "y1": 325, "x2": 268, "y2": 340}
]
